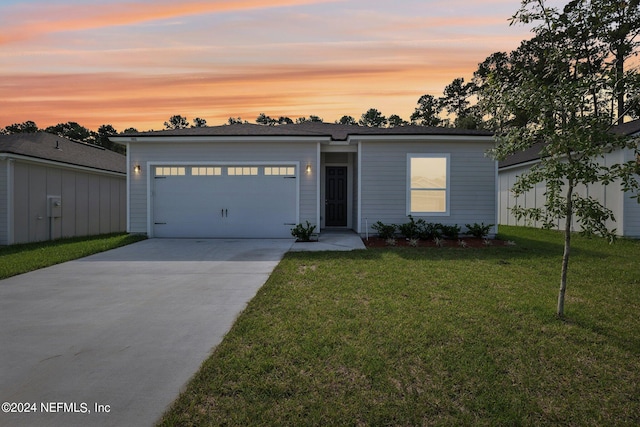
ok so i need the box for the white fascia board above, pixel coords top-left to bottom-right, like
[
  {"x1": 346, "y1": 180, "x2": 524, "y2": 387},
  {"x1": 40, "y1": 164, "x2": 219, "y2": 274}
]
[
  {"x1": 110, "y1": 135, "x2": 332, "y2": 144},
  {"x1": 0, "y1": 153, "x2": 125, "y2": 177},
  {"x1": 347, "y1": 134, "x2": 495, "y2": 144}
]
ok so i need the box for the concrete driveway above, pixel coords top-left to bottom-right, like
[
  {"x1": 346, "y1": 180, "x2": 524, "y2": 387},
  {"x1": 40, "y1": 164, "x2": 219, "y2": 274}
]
[{"x1": 0, "y1": 238, "x2": 293, "y2": 427}]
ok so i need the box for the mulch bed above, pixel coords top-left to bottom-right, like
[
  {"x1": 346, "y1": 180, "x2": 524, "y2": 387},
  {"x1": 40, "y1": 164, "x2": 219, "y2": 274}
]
[{"x1": 362, "y1": 236, "x2": 512, "y2": 248}]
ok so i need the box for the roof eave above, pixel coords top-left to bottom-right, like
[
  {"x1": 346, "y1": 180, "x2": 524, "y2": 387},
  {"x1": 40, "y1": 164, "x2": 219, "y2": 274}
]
[
  {"x1": 0, "y1": 152, "x2": 126, "y2": 175},
  {"x1": 347, "y1": 134, "x2": 495, "y2": 143},
  {"x1": 110, "y1": 135, "x2": 333, "y2": 143}
]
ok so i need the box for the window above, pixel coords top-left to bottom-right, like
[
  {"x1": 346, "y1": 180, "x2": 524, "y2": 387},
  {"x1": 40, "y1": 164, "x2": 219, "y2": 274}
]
[
  {"x1": 155, "y1": 167, "x2": 185, "y2": 176},
  {"x1": 191, "y1": 167, "x2": 221, "y2": 176},
  {"x1": 264, "y1": 166, "x2": 295, "y2": 176},
  {"x1": 228, "y1": 167, "x2": 258, "y2": 176},
  {"x1": 408, "y1": 154, "x2": 449, "y2": 215}
]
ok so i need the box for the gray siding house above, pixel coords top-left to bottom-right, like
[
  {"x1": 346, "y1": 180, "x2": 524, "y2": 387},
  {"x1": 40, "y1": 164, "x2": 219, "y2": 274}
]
[
  {"x1": 111, "y1": 123, "x2": 497, "y2": 239},
  {"x1": 0, "y1": 132, "x2": 127, "y2": 245},
  {"x1": 498, "y1": 119, "x2": 640, "y2": 237}
]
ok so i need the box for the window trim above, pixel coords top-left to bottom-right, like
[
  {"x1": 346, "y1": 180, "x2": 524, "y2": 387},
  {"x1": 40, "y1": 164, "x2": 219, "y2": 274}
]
[{"x1": 406, "y1": 153, "x2": 450, "y2": 217}]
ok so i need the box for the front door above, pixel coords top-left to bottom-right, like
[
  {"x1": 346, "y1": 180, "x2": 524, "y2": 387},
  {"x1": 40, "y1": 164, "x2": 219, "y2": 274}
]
[{"x1": 325, "y1": 166, "x2": 347, "y2": 226}]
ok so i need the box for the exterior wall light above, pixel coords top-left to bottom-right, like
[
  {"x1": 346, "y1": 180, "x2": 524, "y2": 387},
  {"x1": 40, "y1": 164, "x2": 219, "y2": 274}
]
[
  {"x1": 134, "y1": 164, "x2": 141, "y2": 174},
  {"x1": 306, "y1": 163, "x2": 312, "y2": 174}
]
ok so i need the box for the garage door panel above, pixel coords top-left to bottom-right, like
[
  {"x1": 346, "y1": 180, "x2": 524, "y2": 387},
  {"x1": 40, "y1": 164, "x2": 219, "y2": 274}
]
[
  {"x1": 222, "y1": 176, "x2": 297, "y2": 238},
  {"x1": 153, "y1": 175, "x2": 222, "y2": 238},
  {"x1": 152, "y1": 166, "x2": 297, "y2": 238}
]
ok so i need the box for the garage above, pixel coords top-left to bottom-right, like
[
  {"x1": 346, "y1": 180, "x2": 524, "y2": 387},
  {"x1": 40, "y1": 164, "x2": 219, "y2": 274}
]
[{"x1": 152, "y1": 164, "x2": 298, "y2": 238}]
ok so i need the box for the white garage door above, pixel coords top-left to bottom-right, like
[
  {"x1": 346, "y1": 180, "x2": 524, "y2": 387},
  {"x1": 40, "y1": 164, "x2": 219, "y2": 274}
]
[{"x1": 152, "y1": 165, "x2": 298, "y2": 238}]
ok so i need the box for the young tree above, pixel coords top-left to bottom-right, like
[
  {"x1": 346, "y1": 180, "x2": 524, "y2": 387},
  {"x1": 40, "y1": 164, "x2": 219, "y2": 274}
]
[
  {"x1": 359, "y1": 108, "x2": 387, "y2": 127},
  {"x1": 488, "y1": 0, "x2": 640, "y2": 317},
  {"x1": 164, "y1": 115, "x2": 190, "y2": 130}
]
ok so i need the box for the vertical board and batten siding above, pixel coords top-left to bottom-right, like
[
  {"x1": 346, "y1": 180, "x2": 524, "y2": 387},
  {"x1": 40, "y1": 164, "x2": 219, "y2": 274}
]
[
  {"x1": 359, "y1": 140, "x2": 496, "y2": 236},
  {"x1": 624, "y1": 191, "x2": 640, "y2": 237},
  {"x1": 0, "y1": 159, "x2": 10, "y2": 245},
  {"x1": 128, "y1": 141, "x2": 319, "y2": 235},
  {"x1": 498, "y1": 149, "x2": 630, "y2": 236},
  {"x1": 8, "y1": 161, "x2": 125, "y2": 245},
  {"x1": 0, "y1": 160, "x2": 7, "y2": 244},
  {"x1": 623, "y1": 146, "x2": 640, "y2": 237}
]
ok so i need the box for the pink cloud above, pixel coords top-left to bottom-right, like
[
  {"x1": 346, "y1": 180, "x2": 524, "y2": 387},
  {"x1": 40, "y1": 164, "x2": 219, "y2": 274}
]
[{"x1": 0, "y1": 0, "x2": 337, "y2": 45}]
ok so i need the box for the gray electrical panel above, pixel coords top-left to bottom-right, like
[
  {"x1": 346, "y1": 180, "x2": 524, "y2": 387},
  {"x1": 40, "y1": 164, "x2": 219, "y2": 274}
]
[{"x1": 47, "y1": 196, "x2": 62, "y2": 218}]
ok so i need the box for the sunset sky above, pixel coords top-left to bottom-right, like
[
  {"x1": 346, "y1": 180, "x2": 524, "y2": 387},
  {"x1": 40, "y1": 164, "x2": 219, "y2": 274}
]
[{"x1": 1, "y1": 0, "x2": 540, "y2": 131}]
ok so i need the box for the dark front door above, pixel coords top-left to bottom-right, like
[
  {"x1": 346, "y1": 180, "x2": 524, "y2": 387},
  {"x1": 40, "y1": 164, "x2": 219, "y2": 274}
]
[{"x1": 325, "y1": 166, "x2": 347, "y2": 226}]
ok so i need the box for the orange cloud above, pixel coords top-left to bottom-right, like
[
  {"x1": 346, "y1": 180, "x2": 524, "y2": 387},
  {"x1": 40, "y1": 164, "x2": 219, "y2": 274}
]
[
  {"x1": 0, "y1": 63, "x2": 422, "y2": 130},
  {"x1": 1, "y1": 0, "x2": 338, "y2": 45}
]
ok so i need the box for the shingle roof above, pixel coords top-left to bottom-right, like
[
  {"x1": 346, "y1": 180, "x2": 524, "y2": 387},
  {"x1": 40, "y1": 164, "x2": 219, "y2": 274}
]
[
  {"x1": 498, "y1": 119, "x2": 640, "y2": 169},
  {"x1": 0, "y1": 132, "x2": 126, "y2": 174},
  {"x1": 122, "y1": 122, "x2": 494, "y2": 141}
]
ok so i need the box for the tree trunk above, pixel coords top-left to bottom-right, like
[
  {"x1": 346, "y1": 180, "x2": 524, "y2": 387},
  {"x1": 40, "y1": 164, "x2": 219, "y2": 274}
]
[
  {"x1": 616, "y1": 49, "x2": 625, "y2": 125},
  {"x1": 558, "y1": 183, "x2": 574, "y2": 318}
]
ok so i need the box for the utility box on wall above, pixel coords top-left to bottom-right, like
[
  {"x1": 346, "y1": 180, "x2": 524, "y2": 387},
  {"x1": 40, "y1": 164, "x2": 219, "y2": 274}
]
[{"x1": 47, "y1": 196, "x2": 62, "y2": 218}]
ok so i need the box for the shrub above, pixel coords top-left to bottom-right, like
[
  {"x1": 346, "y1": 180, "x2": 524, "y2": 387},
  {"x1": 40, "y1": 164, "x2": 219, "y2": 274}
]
[
  {"x1": 372, "y1": 221, "x2": 397, "y2": 239},
  {"x1": 441, "y1": 224, "x2": 461, "y2": 239},
  {"x1": 291, "y1": 221, "x2": 316, "y2": 241},
  {"x1": 465, "y1": 222, "x2": 494, "y2": 239},
  {"x1": 398, "y1": 215, "x2": 421, "y2": 239},
  {"x1": 418, "y1": 222, "x2": 443, "y2": 240}
]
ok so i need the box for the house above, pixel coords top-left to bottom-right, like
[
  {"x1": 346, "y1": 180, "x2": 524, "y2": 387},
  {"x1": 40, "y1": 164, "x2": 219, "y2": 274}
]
[
  {"x1": 498, "y1": 119, "x2": 640, "y2": 237},
  {"x1": 0, "y1": 132, "x2": 127, "y2": 245},
  {"x1": 110, "y1": 123, "x2": 497, "y2": 239}
]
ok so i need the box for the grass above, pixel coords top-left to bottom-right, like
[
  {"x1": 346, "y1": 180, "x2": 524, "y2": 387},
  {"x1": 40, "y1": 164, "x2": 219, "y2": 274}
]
[
  {"x1": 159, "y1": 226, "x2": 640, "y2": 426},
  {"x1": 0, "y1": 233, "x2": 146, "y2": 279}
]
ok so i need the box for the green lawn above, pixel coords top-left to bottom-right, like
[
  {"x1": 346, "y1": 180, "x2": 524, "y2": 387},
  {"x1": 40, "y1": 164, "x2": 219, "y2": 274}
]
[
  {"x1": 159, "y1": 226, "x2": 639, "y2": 426},
  {"x1": 0, "y1": 233, "x2": 146, "y2": 279}
]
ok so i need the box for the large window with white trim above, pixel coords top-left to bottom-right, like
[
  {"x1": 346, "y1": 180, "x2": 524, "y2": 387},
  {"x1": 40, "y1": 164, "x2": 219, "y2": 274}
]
[{"x1": 407, "y1": 154, "x2": 449, "y2": 215}]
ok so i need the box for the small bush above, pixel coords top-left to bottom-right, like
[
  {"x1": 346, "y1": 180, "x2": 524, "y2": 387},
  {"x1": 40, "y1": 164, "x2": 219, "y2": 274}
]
[
  {"x1": 465, "y1": 222, "x2": 494, "y2": 239},
  {"x1": 372, "y1": 221, "x2": 397, "y2": 239},
  {"x1": 441, "y1": 224, "x2": 461, "y2": 239},
  {"x1": 418, "y1": 222, "x2": 443, "y2": 240},
  {"x1": 291, "y1": 221, "x2": 316, "y2": 241},
  {"x1": 398, "y1": 215, "x2": 422, "y2": 239}
]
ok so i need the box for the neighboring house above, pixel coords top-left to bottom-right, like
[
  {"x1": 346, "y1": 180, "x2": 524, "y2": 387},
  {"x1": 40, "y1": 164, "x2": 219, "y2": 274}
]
[
  {"x1": 498, "y1": 119, "x2": 640, "y2": 237},
  {"x1": 0, "y1": 132, "x2": 127, "y2": 245},
  {"x1": 111, "y1": 123, "x2": 497, "y2": 239}
]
